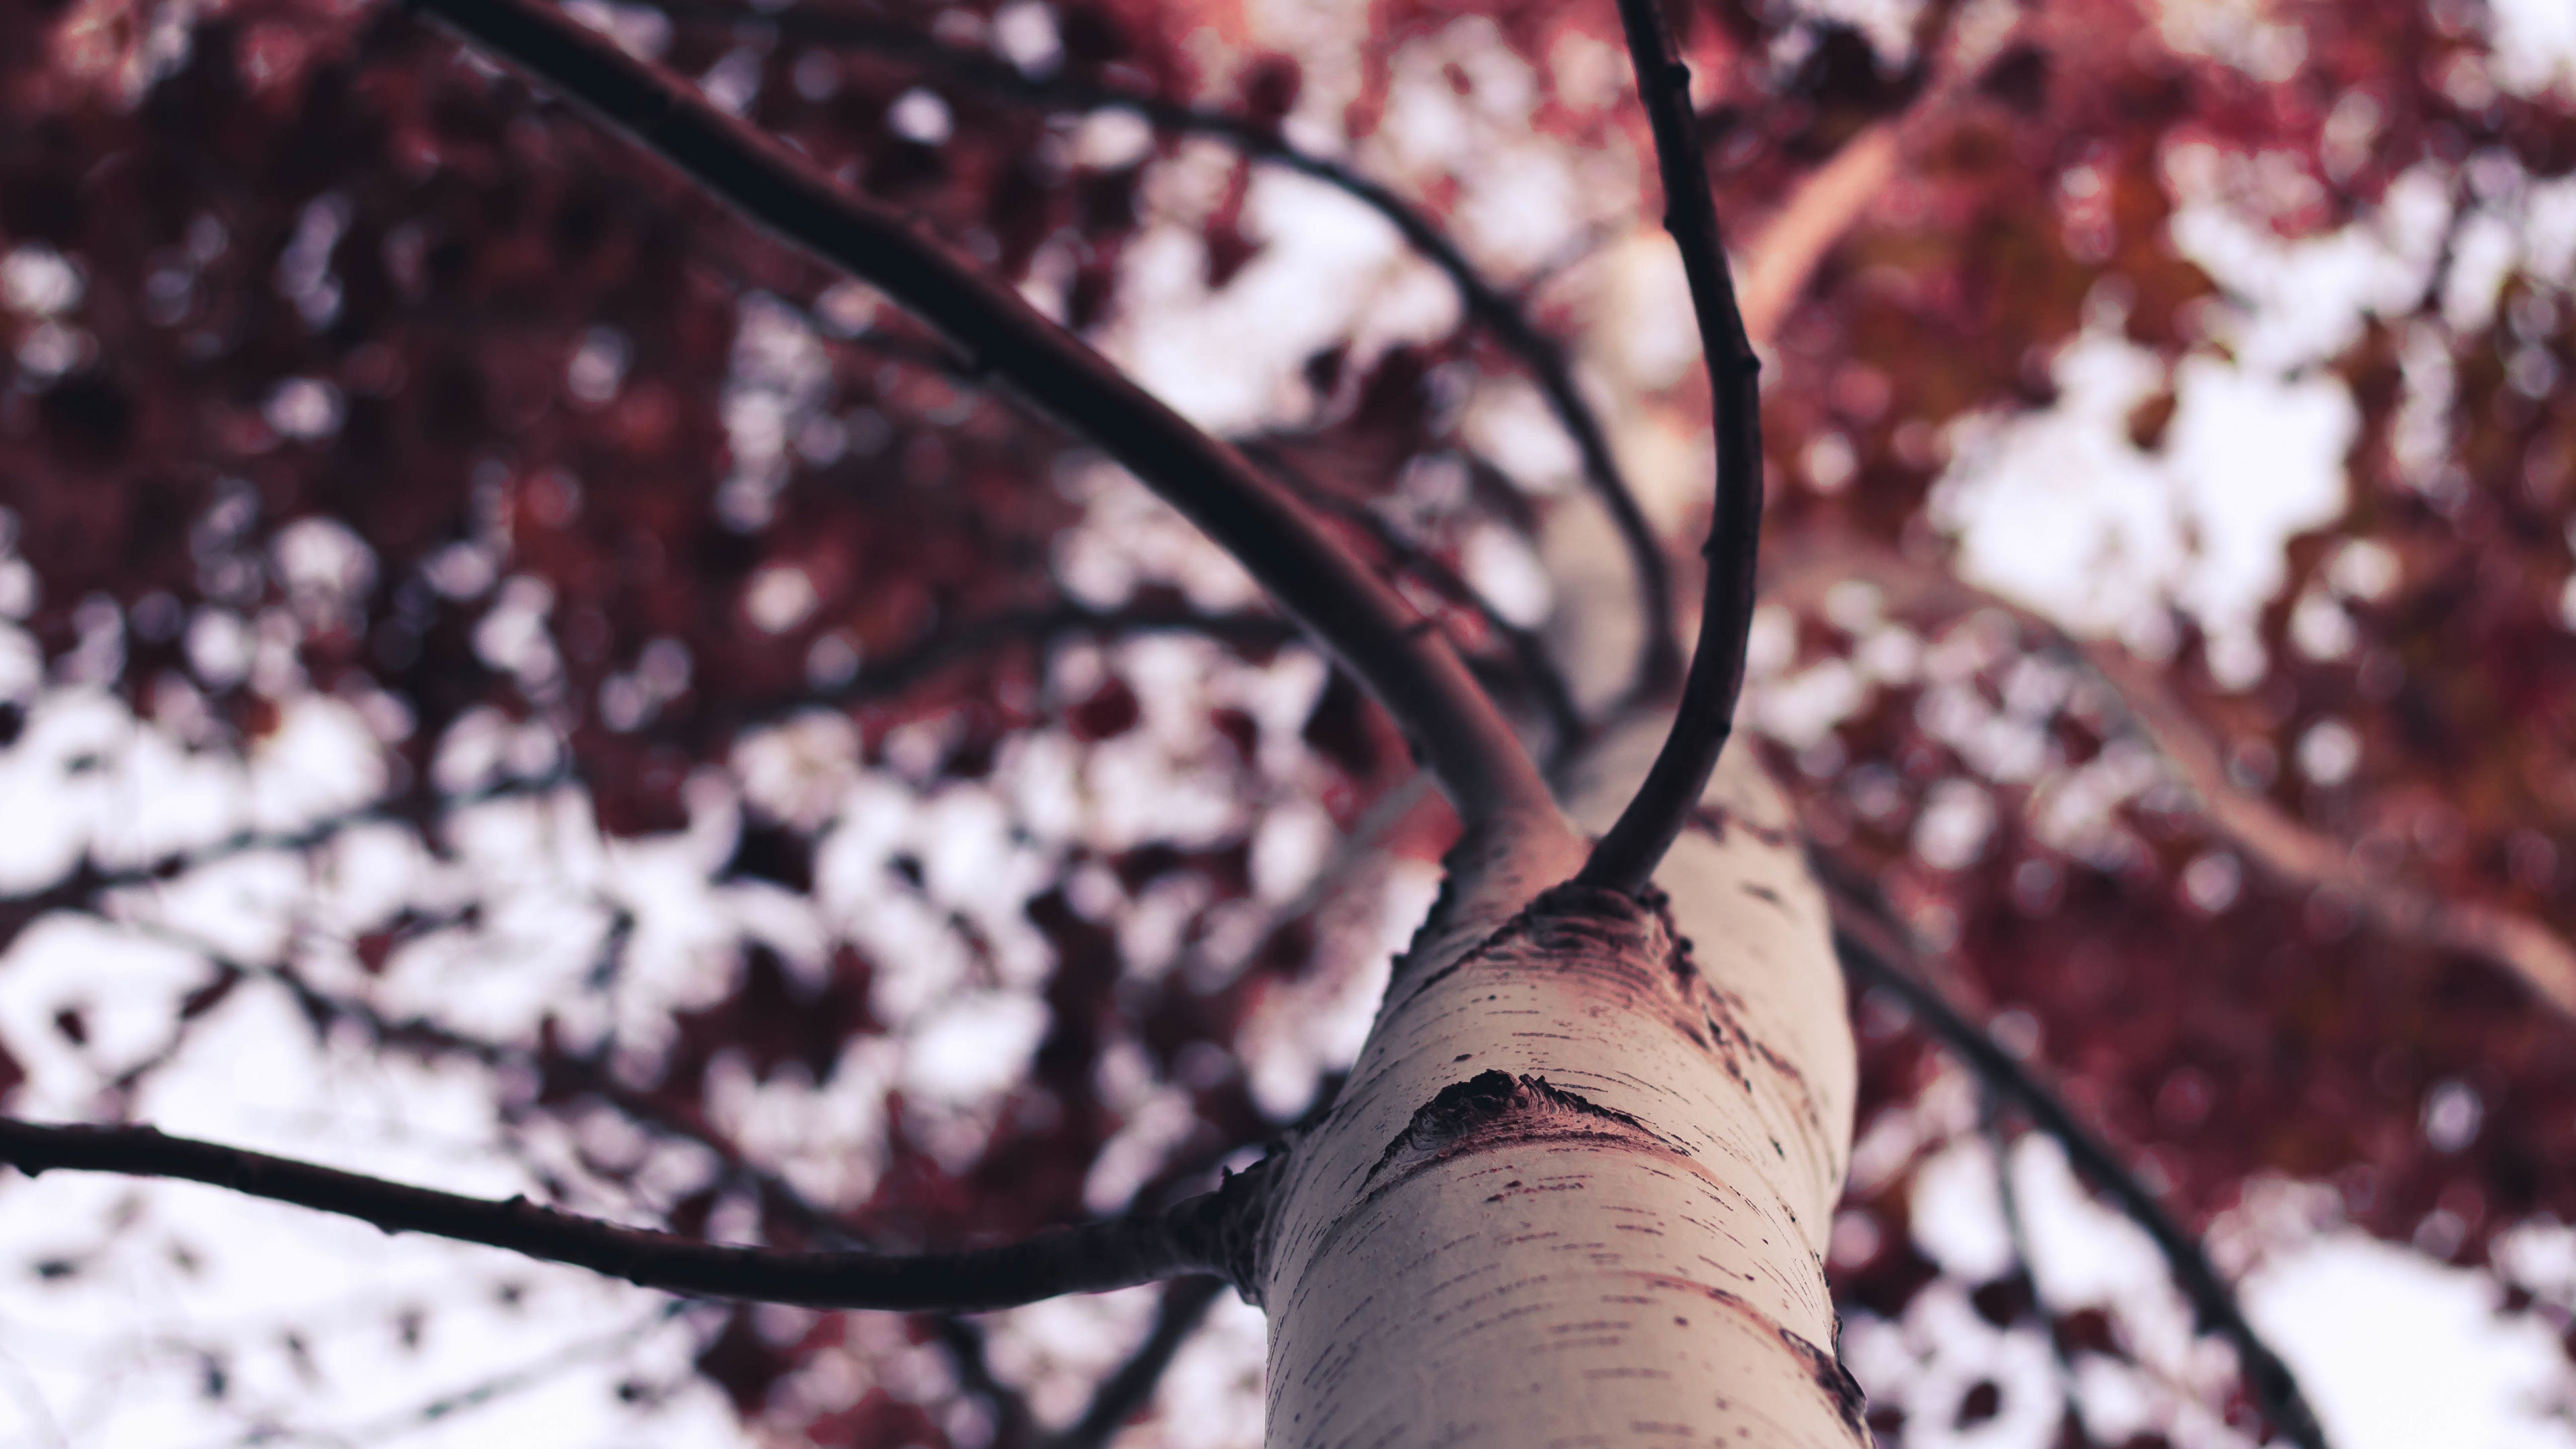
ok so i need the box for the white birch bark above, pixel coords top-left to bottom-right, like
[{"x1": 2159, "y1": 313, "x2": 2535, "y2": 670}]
[{"x1": 1252, "y1": 515, "x2": 1864, "y2": 1446}]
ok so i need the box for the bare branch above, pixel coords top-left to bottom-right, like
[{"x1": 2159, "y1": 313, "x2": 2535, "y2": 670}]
[
  {"x1": 1040, "y1": 1276, "x2": 1226, "y2": 1449},
  {"x1": 630, "y1": 0, "x2": 1680, "y2": 699},
  {"x1": 1770, "y1": 532, "x2": 2576, "y2": 1018},
  {"x1": 1983, "y1": 1102, "x2": 2098, "y2": 1447},
  {"x1": 930, "y1": 1316, "x2": 1040, "y2": 1449},
  {"x1": 795, "y1": 604, "x2": 1299, "y2": 711},
  {"x1": 0, "y1": 1120, "x2": 1263, "y2": 1313},
  {"x1": 409, "y1": 0, "x2": 1559, "y2": 833},
  {"x1": 1817, "y1": 870, "x2": 2332, "y2": 1449},
  {"x1": 1575, "y1": 0, "x2": 1766, "y2": 895},
  {"x1": 1245, "y1": 445, "x2": 1586, "y2": 765}
]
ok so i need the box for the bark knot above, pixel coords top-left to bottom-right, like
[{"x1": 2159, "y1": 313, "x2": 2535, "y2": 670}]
[
  {"x1": 1167, "y1": 1153, "x2": 1279, "y2": 1307},
  {"x1": 1363, "y1": 1071, "x2": 1666, "y2": 1191}
]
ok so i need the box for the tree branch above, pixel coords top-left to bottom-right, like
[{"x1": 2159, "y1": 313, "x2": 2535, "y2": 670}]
[
  {"x1": 627, "y1": 0, "x2": 1680, "y2": 700},
  {"x1": 1730, "y1": 0, "x2": 2006, "y2": 346},
  {"x1": 792, "y1": 603, "x2": 1300, "y2": 711},
  {"x1": 1817, "y1": 871, "x2": 2332, "y2": 1449},
  {"x1": 1575, "y1": 0, "x2": 1766, "y2": 895},
  {"x1": 1245, "y1": 445, "x2": 1586, "y2": 765},
  {"x1": 930, "y1": 1315, "x2": 1040, "y2": 1449},
  {"x1": 1983, "y1": 1100, "x2": 2098, "y2": 1447},
  {"x1": 1039, "y1": 1275, "x2": 1225, "y2": 1449},
  {"x1": 1768, "y1": 531, "x2": 2576, "y2": 1019},
  {"x1": 408, "y1": 0, "x2": 1558, "y2": 832},
  {"x1": 0, "y1": 1120, "x2": 1262, "y2": 1313}
]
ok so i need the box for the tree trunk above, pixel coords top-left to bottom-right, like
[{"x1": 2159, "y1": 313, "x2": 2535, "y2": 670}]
[{"x1": 1254, "y1": 517, "x2": 1863, "y2": 1445}]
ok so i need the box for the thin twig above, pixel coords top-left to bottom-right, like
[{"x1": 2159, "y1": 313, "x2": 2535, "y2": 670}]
[
  {"x1": 1819, "y1": 872, "x2": 2332, "y2": 1449},
  {"x1": 1576, "y1": 0, "x2": 1766, "y2": 896},
  {"x1": 0, "y1": 1120, "x2": 1256, "y2": 1313},
  {"x1": 410, "y1": 0, "x2": 1558, "y2": 831},
  {"x1": 799, "y1": 604, "x2": 1297, "y2": 710},
  {"x1": 629, "y1": 0, "x2": 1680, "y2": 698},
  {"x1": 1983, "y1": 1099, "x2": 2096, "y2": 1447},
  {"x1": 191, "y1": 1302, "x2": 694, "y2": 1449},
  {"x1": 1038, "y1": 1276, "x2": 1225, "y2": 1449},
  {"x1": 932, "y1": 1316, "x2": 1039, "y2": 1449},
  {"x1": 1244, "y1": 444, "x2": 1585, "y2": 764},
  {"x1": 117, "y1": 905, "x2": 1053, "y2": 1436}
]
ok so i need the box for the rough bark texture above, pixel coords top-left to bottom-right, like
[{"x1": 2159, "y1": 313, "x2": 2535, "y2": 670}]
[{"x1": 1254, "y1": 521, "x2": 1864, "y2": 1449}]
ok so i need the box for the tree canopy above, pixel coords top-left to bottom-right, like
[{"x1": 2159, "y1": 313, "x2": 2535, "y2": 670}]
[{"x1": 1, "y1": 0, "x2": 2573, "y2": 1444}]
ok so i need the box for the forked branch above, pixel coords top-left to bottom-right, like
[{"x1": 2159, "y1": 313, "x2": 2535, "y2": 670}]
[
  {"x1": 1576, "y1": 0, "x2": 1766, "y2": 894},
  {"x1": 0, "y1": 1120, "x2": 1264, "y2": 1313},
  {"x1": 409, "y1": 0, "x2": 1558, "y2": 830},
  {"x1": 1817, "y1": 873, "x2": 2332, "y2": 1449}
]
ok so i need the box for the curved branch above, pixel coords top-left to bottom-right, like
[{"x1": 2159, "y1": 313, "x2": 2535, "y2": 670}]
[
  {"x1": 1575, "y1": 0, "x2": 1765, "y2": 895},
  {"x1": 1817, "y1": 873, "x2": 2332, "y2": 1449},
  {"x1": 1768, "y1": 532, "x2": 2576, "y2": 1019},
  {"x1": 0, "y1": 1120, "x2": 1258, "y2": 1313},
  {"x1": 630, "y1": 0, "x2": 1680, "y2": 700},
  {"x1": 411, "y1": 0, "x2": 1558, "y2": 831}
]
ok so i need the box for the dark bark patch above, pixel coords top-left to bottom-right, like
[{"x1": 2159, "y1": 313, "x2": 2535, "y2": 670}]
[
  {"x1": 1363, "y1": 1071, "x2": 1669, "y2": 1193},
  {"x1": 1774, "y1": 1324, "x2": 1871, "y2": 1442},
  {"x1": 1387, "y1": 877, "x2": 1679, "y2": 1016},
  {"x1": 1650, "y1": 1275, "x2": 1870, "y2": 1444}
]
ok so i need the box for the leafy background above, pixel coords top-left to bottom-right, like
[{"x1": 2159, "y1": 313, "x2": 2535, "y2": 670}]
[{"x1": 1, "y1": 0, "x2": 2573, "y2": 1444}]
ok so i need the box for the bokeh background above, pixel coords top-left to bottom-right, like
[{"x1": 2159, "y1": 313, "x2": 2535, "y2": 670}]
[{"x1": 1, "y1": 0, "x2": 2574, "y2": 1444}]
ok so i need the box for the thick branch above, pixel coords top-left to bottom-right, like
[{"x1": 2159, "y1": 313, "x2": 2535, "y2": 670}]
[
  {"x1": 1576, "y1": 0, "x2": 1765, "y2": 894},
  {"x1": 0, "y1": 1120, "x2": 1255, "y2": 1313},
  {"x1": 632, "y1": 0, "x2": 1678, "y2": 698},
  {"x1": 1818, "y1": 877, "x2": 2331, "y2": 1449},
  {"x1": 410, "y1": 0, "x2": 1556, "y2": 830}
]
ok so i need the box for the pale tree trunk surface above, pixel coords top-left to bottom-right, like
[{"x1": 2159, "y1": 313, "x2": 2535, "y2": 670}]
[{"x1": 1255, "y1": 515, "x2": 1864, "y2": 1447}]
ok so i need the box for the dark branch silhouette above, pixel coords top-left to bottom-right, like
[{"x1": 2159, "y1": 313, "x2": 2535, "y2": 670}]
[
  {"x1": 1244, "y1": 444, "x2": 1585, "y2": 765},
  {"x1": 1040, "y1": 1275, "x2": 1226, "y2": 1449},
  {"x1": 627, "y1": 0, "x2": 1679, "y2": 699},
  {"x1": 409, "y1": 0, "x2": 1558, "y2": 830},
  {"x1": 0, "y1": 1119, "x2": 1261, "y2": 1313},
  {"x1": 797, "y1": 603, "x2": 1299, "y2": 710},
  {"x1": 1576, "y1": 0, "x2": 1766, "y2": 896},
  {"x1": 931, "y1": 1315, "x2": 1040, "y2": 1449},
  {"x1": 1819, "y1": 872, "x2": 2332, "y2": 1449}
]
